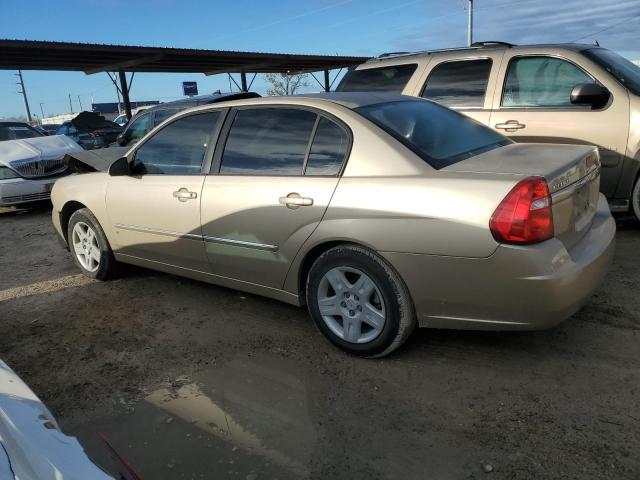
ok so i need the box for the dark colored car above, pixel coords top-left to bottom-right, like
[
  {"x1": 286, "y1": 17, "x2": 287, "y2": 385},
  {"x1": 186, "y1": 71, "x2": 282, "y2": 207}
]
[
  {"x1": 56, "y1": 112, "x2": 122, "y2": 150},
  {"x1": 114, "y1": 91, "x2": 260, "y2": 148},
  {"x1": 0, "y1": 122, "x2": 43, "y2": 141}
]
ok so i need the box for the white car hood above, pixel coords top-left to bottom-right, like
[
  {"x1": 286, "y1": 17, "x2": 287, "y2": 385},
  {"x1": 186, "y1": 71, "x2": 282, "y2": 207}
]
[
  {"x1": 0, "y1": 360, "x2": 112, "y2": 480},
  {"x1": 0, "y1": 135, "x2": 83, "y2": 168}
]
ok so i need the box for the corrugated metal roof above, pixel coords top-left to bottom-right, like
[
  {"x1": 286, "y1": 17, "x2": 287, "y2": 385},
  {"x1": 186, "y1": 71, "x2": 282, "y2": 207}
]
[{"x1": 0, "y1": 39, "x2": 368, "y2": 74}]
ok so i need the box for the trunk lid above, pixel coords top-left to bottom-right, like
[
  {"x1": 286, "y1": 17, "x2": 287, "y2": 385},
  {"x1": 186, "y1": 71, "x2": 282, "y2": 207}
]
[{"x1": 443, "y1": 143, "x2": 601, "y2": 250}]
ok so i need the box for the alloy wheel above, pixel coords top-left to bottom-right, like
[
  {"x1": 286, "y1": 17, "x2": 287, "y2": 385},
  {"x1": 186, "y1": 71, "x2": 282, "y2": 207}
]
[
  {"x1": 317, "y1": 266, "x2": 386, "y2": 344},
  {"x1": 72, "y1": 221, "x2": 100, "y2": 272}
]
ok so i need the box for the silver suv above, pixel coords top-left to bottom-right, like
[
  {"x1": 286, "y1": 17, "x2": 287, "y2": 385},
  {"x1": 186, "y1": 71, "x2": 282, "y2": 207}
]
[{"x1": 337, "y1": 41, "x2": 640, "y2": 220}]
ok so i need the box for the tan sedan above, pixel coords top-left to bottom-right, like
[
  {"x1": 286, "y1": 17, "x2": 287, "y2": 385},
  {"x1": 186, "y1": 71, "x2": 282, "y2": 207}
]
[{"x1": 51, "y1": 93, "x2": 615, "y2": 357}]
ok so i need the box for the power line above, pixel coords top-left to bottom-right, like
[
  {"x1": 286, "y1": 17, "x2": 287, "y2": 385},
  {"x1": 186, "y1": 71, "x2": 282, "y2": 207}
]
[{"x1": 570, "y1": 13, "x2": 640, "y2": 43}]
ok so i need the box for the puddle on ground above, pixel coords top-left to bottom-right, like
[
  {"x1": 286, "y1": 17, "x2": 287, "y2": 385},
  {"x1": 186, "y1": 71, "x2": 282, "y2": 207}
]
[
  {"x1": 69, "y1": 352, "x2": 468, "y2": 479},
  {"x1": 72, "y1": 354, "x2": 319, "y2": 479}
]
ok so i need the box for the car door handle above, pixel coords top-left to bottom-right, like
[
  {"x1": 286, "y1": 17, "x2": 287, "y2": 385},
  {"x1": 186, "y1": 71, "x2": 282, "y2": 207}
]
[
  {"x1": 495, "y1": 120, "x2": 526, "y2": 132},
  {"x1": 279, "y1": 192, "x2": 314, "y2": 209},
  {"x1": 173, "y1": 188, "x2": 198, "y2": 202}
]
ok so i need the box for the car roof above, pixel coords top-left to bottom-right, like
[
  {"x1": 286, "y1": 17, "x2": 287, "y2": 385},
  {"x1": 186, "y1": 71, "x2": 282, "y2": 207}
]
[
  {"x1": 363, "y1": 42, "x2": 598, "y2": 64},
  {"x1": 146, "y1": 91, "x2": 261, "y2": 112},
  {"x1": 183, "y1": 92, "x2": 420, "y2": 113}
]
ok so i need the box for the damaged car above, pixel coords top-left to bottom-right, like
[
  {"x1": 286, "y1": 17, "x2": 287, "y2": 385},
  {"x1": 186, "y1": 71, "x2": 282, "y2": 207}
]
[
  {"x1": 0, "y1": 122, "x2": 82, "y2": 207},
  {"x1": 55, "y1": 112, "x2": 122, "y2": 150}
]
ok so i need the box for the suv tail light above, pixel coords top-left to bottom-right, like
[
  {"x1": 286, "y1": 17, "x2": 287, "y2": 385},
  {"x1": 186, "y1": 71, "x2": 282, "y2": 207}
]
[{"x1": 490, "y1": 176, "x2": 554, "y2": 244}]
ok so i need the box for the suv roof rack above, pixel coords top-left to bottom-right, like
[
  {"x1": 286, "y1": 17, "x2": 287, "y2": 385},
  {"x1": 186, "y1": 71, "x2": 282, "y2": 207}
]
[
  {"x1": 371, "y1": 42, "x2": 515, "y2": 62},
  {"x1": 470, "y1": 41, "x2": 515, "y2": 48}
]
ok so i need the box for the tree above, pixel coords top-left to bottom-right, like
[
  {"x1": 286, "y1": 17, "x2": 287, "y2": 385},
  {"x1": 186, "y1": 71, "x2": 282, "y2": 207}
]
[{"x1": 264, "y1": 72, "x2": 310, "y2": 96}]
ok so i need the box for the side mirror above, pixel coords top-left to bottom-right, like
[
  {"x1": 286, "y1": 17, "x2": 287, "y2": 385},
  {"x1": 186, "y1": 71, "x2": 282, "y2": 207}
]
[
  {"x1": 570, "y1": 83, "x2": 611, "y2": 109},
  {"x1": 109, "y1": 157, "x2": 131, "y2": 176},
  {"x1": 116, "y1": 133, "x2": 126, "y2": 146}
]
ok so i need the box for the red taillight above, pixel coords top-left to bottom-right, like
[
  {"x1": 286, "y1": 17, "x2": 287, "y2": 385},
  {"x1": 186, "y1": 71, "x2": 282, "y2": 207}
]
[{"x1": 490, "y1": 176, "x2": 554, "y2": 245}]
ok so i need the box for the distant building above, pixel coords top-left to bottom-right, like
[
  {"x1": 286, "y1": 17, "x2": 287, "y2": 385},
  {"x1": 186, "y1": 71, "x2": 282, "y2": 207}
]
[{"x1": 91, "y1": 101, "x2": 160, "y2": 120}]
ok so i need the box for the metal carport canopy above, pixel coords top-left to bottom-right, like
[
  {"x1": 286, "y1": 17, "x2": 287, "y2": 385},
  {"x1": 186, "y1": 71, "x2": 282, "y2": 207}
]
[{"x1": 0, "y1": 39, "x2": 369, "y2": 118}]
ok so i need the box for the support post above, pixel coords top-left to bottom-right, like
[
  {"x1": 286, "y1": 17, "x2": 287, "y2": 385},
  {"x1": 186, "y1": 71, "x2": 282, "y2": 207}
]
[
  {"x1": 467, "y1": 0, "x2": 473, "y2": 47},
  {"x1": 16, "y1": 70, "x2": 32, "y2": 122},
  {"x1": 118, "y1": 70, "x2": 132, "y2": 120},
  {"x1": 240, "y1": 71, "x2": 248, "y2": 92},
  {"x1": 323, "y1": 69, "x2": 330, "y2": 92}
]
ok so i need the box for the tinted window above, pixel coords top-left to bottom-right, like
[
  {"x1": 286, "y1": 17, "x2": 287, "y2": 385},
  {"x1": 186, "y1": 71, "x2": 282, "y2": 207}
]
[
  {"x1": 583, "y1": 48, "x2": 640, "y2": 95},
  {"x1": 55, "y1": 125, "x2": 67, "y2": 135},
  {"x1": 356, "y1": 100, "x2": 510, "y2": 169},
  {"x1": 132, "y1": 112, "x2": 219, "y2": 175},
  {"x1": 337, "y1": 64, "x2": 417, "y2": 93},
  {"x1": 122, "y1": 113, "x2": 152, "y2": 145},
  {"x1": 154, "y1": 108, "x2": 181, "y2": 126},
  {"x1": 220, "y1": 108, "x2": 317, "y2": 175},
  {"x1": 503, "y1": 56, "x2": 594, "y2": 107},
  {"x1": 421, "y1": 59, "x2": 492, "y2": 107},
  {"x1": 305, "y1": 118, "x2": 349, "y2": 176},
  {"x1": 0, "y1": 123, "x2": 43, "y2": 141}
]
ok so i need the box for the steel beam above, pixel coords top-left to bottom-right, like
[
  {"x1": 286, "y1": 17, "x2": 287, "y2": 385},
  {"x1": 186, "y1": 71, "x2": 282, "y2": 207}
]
[
  {"x1": 84, "y1": 54, "x2": 164, "y2": 75},
  {"x1": 118, "y1": 70, "x2": 132, "y2": 120}
]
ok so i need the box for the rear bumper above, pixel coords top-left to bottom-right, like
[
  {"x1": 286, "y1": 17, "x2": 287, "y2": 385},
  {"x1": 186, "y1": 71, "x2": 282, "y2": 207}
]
[
  {"x1": 0, "y1": 177, "x2": 58, "y2": 206},
  {"x1": 381, "y1": 194, "x2": 616, "y2": 330}
]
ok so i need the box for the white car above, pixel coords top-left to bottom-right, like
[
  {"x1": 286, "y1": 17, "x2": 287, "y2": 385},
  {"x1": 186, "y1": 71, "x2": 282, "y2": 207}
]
[
  {"x1": 0, "y1": 360, "x2": 113, "y2": 479},
  {"x1": 0, "y1": 122, "x2": 83, "y2": 207}
]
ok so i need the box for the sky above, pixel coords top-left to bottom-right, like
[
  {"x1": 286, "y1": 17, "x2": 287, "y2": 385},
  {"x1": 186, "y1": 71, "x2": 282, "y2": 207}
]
[{"x1": 1, "y1": 0, "x2": 639, "y2": 119}]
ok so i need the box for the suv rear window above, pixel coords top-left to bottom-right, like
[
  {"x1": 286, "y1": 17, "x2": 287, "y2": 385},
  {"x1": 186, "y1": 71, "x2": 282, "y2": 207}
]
[
  {"x1": 337, "y1": 64, "x2": 417, "y2": 93},
  {"x1": 421, "y1": 59, "x2": 492, "y2": 107},
  {"x1": 355, "y1": 100, "x2": 510, "y2": 169}
]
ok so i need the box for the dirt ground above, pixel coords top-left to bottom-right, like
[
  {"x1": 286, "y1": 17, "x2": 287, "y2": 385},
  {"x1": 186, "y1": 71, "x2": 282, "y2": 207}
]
[{"x1": 0, "y1": 202, "x2": 638, "y2": 480}]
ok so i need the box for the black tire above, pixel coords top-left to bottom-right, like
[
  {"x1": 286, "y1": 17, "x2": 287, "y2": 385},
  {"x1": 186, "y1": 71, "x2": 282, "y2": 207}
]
[
  {"x1": 632, "y1": 175, "x2": 640, "y2": 222},
  {"x1": 67, "y1": 208, "x2": 118, "y2": 280},
  {"x1": 306, "y1": 245, "x2": 416, "y2": 358}
]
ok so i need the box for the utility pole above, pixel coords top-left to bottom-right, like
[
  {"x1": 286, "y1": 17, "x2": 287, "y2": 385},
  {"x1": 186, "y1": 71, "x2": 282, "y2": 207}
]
[
  {"x1": 68, "y1": 94, "x2": 73, "y2": 113},
  {"x1": 467, "y1": 0, "x2": 474, "y2": 47},
  {"x1": 77, "y1": 95, "x2": 83, "y2": 111},
  {"x1": 15, "y1": 70, "x2": 32, "y2": 122},
  {"x1": 39, "y1": 102, "x2": 45, "y2": 119}
]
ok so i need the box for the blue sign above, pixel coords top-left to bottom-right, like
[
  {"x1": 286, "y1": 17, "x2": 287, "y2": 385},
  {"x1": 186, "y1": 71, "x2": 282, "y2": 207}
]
[{"x1": 182, "y1": 81, "x2": 198, "y2": 96}]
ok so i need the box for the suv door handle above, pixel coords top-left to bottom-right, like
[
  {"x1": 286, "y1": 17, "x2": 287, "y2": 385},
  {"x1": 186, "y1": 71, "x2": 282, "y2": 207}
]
[
  {"x1": 495, "y1": 120, "x2": 526, "y2": 132},
  {"x1": 279, "y1": 192, "x2": 314, "y2": 209},
  {"x1": 173, "y1": 188, "x2": 197, "y2": 202}
]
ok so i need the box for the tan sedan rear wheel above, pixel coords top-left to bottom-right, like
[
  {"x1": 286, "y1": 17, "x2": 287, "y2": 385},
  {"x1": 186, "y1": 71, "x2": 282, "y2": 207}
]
[{"x1": 306, "y1": 245, "x2": 416, "y2": 358}]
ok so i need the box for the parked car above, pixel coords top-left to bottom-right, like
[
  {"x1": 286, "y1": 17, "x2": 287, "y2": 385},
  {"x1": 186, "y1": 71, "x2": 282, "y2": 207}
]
[
  {"x1": 113, "y1": 91, "x2": 260, "y2": 148},
  {"x1": 337, "y1": 42, "x2": 640, "y2": 221},
  {"x1": 36, "y1": 123, "x2": 60, "y2": 135},
  {"x1": 0, "y1": 359, "x2": 113, "y2": 479},
  {"x1": 113, "y1": 113, "x2": 128, "y2": 126},
  {"x1": 51, "y1": 93, "x2": 615, "y2": 357},
  {"x1": 56, "y1": 111, "x2": 121, "y2": 150},
  {"x1": 0, "y1": 122, "x2": 82, "y2": 206}
]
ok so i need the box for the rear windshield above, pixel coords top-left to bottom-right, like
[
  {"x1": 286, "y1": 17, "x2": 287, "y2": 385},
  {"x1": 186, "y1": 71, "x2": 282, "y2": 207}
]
[
  {"x1": 583, "y1": 48, "x2": 640, "y2": 96},
  {"x1": 0, "y1": 123, "x2": 43, "y2": 142},
  {"x1": 355, "y1": 100, "x2": 510, "y2": 169},
  {"x1": 337, "y1": 64, "x2": 417, "y2": 93}
]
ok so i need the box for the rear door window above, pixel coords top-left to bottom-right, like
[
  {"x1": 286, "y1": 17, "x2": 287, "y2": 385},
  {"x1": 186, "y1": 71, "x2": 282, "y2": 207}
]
[
  {"x1": 502, "y1": 56, "x2": 595, "y2": 107},
  {"x1": 336, "y1": 64, "x2": 417, "y2": 93},
  {"x1": 219, "y1": 108, "x2": 317, "y2": 175},
  {"x1": 421, "y1": 59, "x2": 492, "y2": 107},
  {"x1": 305, "y1": 117, "x2": 349, "y2": 176}
]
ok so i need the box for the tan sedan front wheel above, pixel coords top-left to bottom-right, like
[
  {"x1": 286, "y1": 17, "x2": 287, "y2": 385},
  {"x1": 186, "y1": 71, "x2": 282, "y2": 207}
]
[
  {"x1": 67, "y1": 208, "x2": 118, "y2": 280},
  {"x1": 306, "y1": 245, "x2": 416, "y2": 358}
]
